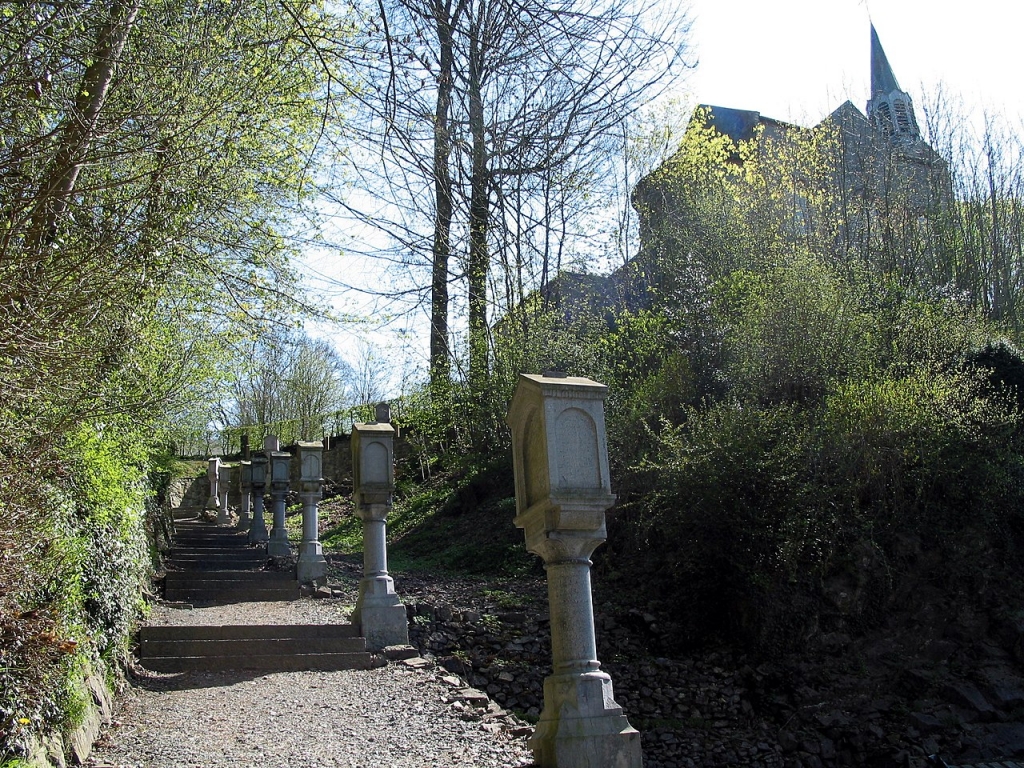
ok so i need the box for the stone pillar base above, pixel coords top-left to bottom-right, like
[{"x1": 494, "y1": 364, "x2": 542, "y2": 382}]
[
  {"x1": 531, "y1": 672, "x2": 642, "y2": 768},
  {"x1": 268, "y1": 528, "x2": 290, "y2": 557},
  {"x1": 297, "y1": 541, "x2": 327, "y2": 583},
  {"x1": 353, "y1": 577, "x2": 409, "y2": 650},
  {"x1": 204, "y1": 501, "x2": 219, "y2": 523},
  {"x1": 248, "y1": 521, "x2": 269, "y2": 544},
  {"x1": 216, "y1": 506, "x2": 230, "y2": 526}
]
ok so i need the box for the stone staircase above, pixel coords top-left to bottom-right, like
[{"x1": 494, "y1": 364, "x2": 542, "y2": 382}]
[
  {"x1": 139, "y1": 519, "x2": 376, "y2": 673},
  {"x1": 163, "y1": 520, "x2": 296, "y2": 602}
]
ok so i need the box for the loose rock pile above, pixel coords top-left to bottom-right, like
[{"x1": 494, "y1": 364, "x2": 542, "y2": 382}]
[
  {"x1": 401, "y1": 585, "x2": 1024, "y2": 768},
  {"x1": 319, "y1": 553, "x2": 1024, "y2": 767}
]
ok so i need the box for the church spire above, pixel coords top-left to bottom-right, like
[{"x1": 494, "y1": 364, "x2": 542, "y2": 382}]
[
  {"x1": 870, "y1": 24, "x2": 900, "y2": 96},
  {"x1": 866, "y1": 23, "x2": 921, "y2": 142}
]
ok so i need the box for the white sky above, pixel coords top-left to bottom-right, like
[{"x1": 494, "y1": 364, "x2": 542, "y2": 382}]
[{"x1": 683, "y1": 0, "x2": 1024, "y2": 126}]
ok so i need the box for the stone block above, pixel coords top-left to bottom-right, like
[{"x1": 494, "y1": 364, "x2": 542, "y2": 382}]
[
  {"x1": 297, "y1": 549, "x2": 327, "y2": 583},
  {"x1": 531, "y1": 714, "x2": 642, "y2": 768},
  {"x1": 384, "y1": 644, "x2": 419, "y2": 660},
  {"x1": 507, "y1": 374, "x2": 615, "y2": 523},
  {"x1": 354, "y1": 598, "x2": 409, "y2": 651},
  {"x1": 352, "y1": 422, "x2": 395, "y2": 505}
]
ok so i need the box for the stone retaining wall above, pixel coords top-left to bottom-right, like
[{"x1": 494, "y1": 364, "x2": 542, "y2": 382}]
[
  {"x1": 167, "y1": 475, "x2": 206, "y2": 519},
  {"x1": 20, "y1": 665, "x2": 114, "y2": 768}
]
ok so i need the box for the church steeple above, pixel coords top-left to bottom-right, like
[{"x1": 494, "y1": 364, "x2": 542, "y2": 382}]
[{"x1": 866, "y1": 24, "x2": 921, "y2": 142}]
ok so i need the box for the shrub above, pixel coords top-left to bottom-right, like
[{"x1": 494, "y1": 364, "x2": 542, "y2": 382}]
[
  {"x1": 0, "y1": 421, "x2": 152, "y2": 758},
  {"x1": 621, "y1": 369, "x2": 1024, "y2": 653}
]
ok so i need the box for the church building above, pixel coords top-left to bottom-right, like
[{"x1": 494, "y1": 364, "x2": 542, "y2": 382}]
[{"x1": 542, "y1": 25, "x2": 950, "y2": 319}]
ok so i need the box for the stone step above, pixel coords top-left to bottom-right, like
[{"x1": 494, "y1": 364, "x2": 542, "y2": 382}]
[
  {"x1": 167, "y1": 557, "x2": 266, "y2": 561},
  {"x1": 165, "y1": 560, "x2": 268, "y2": 572},
  {"x1": 163, "y1": 585, "x2": 299, "y2": 603},
  {"x1": 164, "y1": 571, "x2": 290, "y2": 584},
  {"x1": 168, "y1": 548, "x2": 267, "y2": 559},
  {"x1": 141, "y1": 636, "x2": 367, "y2": 657},
  {"x1": 139, "y1": 652, "x2": 376, "y2": 673},
  {"x1": 166, "y1": 559, "x2": 269, "y2": 571},
  {"x1": 140, "y1": 624, "x2": 361, "y2": 641},
  {"x1": 172, "y1": 527, "x2": 250, "y2": 541},
  {"x1": 161, "y1": 523, "x2": 296, "y2": 601},
  {"x1": 169, "y1": 549, "x2": 265, "y2": 558},
  {"x1": 169, "y1": 548, "x2": 253, "y2": 561},
  {"x1": 138, "y1": 623, "x2": 374, "y2": 673},
  {"x1": 170, "y1": 536, "x2": 253, "y2": 547}
]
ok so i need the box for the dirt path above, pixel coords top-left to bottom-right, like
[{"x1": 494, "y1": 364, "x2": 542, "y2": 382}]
[{"x1": 85, "y1": 599, "x2": 534, "y2": 768}]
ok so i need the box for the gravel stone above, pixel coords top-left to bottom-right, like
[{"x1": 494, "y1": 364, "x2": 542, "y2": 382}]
[{"x1": 86, "y1": 599, "x2": 534, "y2": 768}]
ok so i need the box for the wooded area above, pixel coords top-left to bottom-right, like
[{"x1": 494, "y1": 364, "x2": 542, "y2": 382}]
[{"x1": 5, "y1": 0, "x2": 1024, "y2": 763}]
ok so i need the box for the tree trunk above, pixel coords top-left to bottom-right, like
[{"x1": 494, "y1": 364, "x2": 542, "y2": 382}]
[
  {"x1": 428, "y1": 0, "x2": 459, "y2": 386},
  {"x1": 467, "y1": 7, "x2": 489, "y2": 403},
  {"x1": 27, "y1": 0, "x2": 142, "y2": 250}
]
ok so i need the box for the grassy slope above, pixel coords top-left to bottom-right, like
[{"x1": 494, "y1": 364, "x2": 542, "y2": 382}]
[{"x1": 318, "y1": 463, "x2": 538, "y2": 577}]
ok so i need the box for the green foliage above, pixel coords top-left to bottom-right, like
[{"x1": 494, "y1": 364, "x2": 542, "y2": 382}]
[
  {"x1": 0, "y1": 1, "x2": 356, "y2": 757},
  {"x1": 711, "y1": 256, "x2": 878, "y2": 404},
  {"x1": 821, "y1": 370, "x2": 1024, "y2": 538},
  {"x1": 387, "y1": 465, "x2": 533, "y2": 576},
  {"x1": 1, "y1": 421, "x2": 152, "y2": 757},
  {"x1": 480, "y1": 589, "x2": 528, "y2": 610},
  {"x1": 967, "y1": 339, "x2": 1024, "y2": 408},
  {"x1": 500, "y1": 103, "x2": 1024, "y2": 655},
  {"x1": 619, "y1": 366, "x2": 1024, "y2": 651}
]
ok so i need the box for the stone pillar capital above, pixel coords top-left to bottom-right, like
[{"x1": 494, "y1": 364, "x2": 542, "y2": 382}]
[
  {"x1": 527, "y1": 529, "x2": 608, "y2": 566},
  {"x1": 515, "y1": 496, "x2": 614, "y2": 564},
  {"x1": 355, "y1": 502, "x2": 391, "y2": 523}
]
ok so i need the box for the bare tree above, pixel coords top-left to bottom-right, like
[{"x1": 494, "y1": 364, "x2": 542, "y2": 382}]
[
  {"x1": 333, "y1": 0, "x2": 691, "y2": 396},
  {"x1": 224, "y1": 332, "x2": 352, "y2": 444}
]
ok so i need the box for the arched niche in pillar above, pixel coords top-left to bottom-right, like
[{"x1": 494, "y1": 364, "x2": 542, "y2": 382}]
[
  {"x1": 507, "y1": 374, "x2": 614, "y2": 530},
  {"x1": 554, "y1": 407, "x2": 601, "y2": 491},
  {"x1": 352, "y1": 422, "x2": 395, "y2": 506}
]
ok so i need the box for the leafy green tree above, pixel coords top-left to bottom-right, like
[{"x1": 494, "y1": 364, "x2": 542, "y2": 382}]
[
  {"x1": 0, "y1": 0, "x2": 356, "y2": 756},
  {"x1": 222, "y1": 332, "x2": 353, "y2": 446}
]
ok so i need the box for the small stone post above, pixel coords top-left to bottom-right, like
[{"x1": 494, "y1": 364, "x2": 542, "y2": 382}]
[
  {"x1": 247, "y1": 454, "x2": 269, "y2": 544},
  {"x1": 507, "y1": 373, "x2": 642, "y2": 768},
  {"x1": 351, "y1": 412, "x2": 409, "y2": 650},
  {"x1": 267, "y1": 447, "x2": 292, "y2": 557},
  {"x1": 238, "y1": 460, "x2": 253, "y2": 531},
  {"x1": 205, "y1": 457, "x2": 221, "y2": 518},
  {"x1": 217, "y1": 464, "x2": 231, "y2": 525},
  {"x1": 296, "y1": 441, "x2": 327, "y2": 583}
]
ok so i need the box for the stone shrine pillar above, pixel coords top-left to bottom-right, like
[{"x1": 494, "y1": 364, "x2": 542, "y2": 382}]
[
  {"x1": 238, "y1": 461, "x2": 252, "y2": 531},
  {"x1": 205, "y1": 457, "x2": 221, "y2": 517},
  {"x1": 267, "y1": 445, "x2": 292, "y2": 557},
  {"x1": 217, "y1": 464, "x2": 231, "y2": 525},
  {"x1": 296, "y1": 441, "x2": 327, "y2": 583},
  {"x1": 351, "y1": 415, "x2": 409, "y2": 650},
  {"x1": 507, "y1": 373, "x2": 642, "y2": 768},
  {"x1": 247, "y1": 453, "x2": 270, "y2": 544}
]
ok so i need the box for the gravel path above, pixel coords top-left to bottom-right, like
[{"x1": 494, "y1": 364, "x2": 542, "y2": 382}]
[{"x1": 86, "y1": 599, "x2": 535, "y2": 768}]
